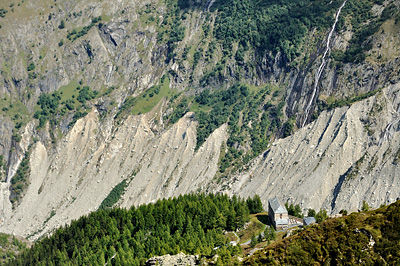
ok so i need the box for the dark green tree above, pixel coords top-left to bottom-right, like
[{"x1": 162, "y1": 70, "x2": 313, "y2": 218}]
[
  {"x1": 307, "y1": 208, "x2": 316, "y2": 217},
  {"x1": 58, "y1": 19, "x2": 65, "y2": 29},
  {"x1": 250, "y1": 233, "x2": 258, "y2": 248}
]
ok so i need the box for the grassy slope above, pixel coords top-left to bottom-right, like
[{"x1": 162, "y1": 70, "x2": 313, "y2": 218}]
[
  {"x1": 130, "y1": 77, "x2": 173, "y2": 115},
  {"x1": 239, "y1": 213, "x2": 268, "y2": 245}
]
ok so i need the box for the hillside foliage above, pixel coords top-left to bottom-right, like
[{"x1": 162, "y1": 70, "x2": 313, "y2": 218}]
[
  {"x1": 7, "y1": 194, "x2": 260, "y2": 265},
  {"x1": 167, "y1": 83, "x2": 285, "y2": 176},
  {"x1": 212, "y1": 0, "x2": 340, "y2": 62},
  {"x1": 0, "y1": 233, "x2": 27, "y2": 264},
  {"x1": 98, "y1": 180, "x2": 128, "y2": 210},
  {"x1": 244, "y1": 200, "x2": 400, "y2": 265},
  {"x1": 9, "y1": 150, "x2": 31, "y2": 208}
]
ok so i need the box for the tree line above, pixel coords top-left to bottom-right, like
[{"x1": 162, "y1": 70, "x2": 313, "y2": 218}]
[{"x1": 8, "y1": 194, "x2": 264, "y2": 265}]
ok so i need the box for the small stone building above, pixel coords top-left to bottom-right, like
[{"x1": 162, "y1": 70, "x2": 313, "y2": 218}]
[
  {"x1": 303, "y1": 216, "x2": 316, "y2": 226},
  {"x1": 268, "y1": 197, "x2": 289, "y2": 229}
]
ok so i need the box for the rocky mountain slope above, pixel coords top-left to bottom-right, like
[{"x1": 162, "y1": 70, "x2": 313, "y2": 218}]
[
  {"x1": 0, "y1": 0, "x2": 399, "y2": 240},
  {"x1": 223, "y1": 82, "x2": 400, "y2": 214}
]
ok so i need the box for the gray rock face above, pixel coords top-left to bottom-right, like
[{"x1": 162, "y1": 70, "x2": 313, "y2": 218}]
[
  {"x1": 99, "y1": 22, "x2": 127, "y2": 49},
  {"x1": 220, "y1": 82, "x2": 400, "y2": 214},
  {"x1": 146, "y1": 253, "x2": 199, "y2": 266},
  {"x1": 0, "y1": 107, "x2": 227, "y2": 240},
  {"x1": 0, "y1": 117, "x2": 14, "y2": 169}
]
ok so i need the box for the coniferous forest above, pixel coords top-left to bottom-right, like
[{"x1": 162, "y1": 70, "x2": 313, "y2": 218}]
[
  {"x1": 7, "y1": 194, "x2": 400, "y2": 265},
  {"x1": 8, "y1": 194, "x2": 258, "y2": 265}
]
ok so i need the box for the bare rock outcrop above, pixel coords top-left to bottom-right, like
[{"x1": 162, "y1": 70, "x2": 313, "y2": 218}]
[
  {"x1": 220, "y1": 82, "x2": 400, "y2": 213},
  {"x1": 146, "y1": 253, "x2": 199, "y2": 266},
  {"x1": 0, "y1": 106, "x2": 227, "y2": 240}
]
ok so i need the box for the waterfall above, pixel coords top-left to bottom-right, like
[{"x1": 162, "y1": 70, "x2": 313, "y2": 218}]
[
  {"x1": 381, "y1": 104, "x2": 400, "y2": 143},
  {"x1": 302, "y1": 0, "x2": 347, "y2": 127},
  {"x1": 381, "y1": 119, "x2": 399, "y2": 142},
  {"x1": 196, "y1": 0, "x2": 216, "y2": 30},
  {"x1": 204, "y1": 0, "x2": 216, "y2": 12}
]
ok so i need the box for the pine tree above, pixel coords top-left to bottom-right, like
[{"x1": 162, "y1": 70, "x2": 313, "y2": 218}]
[
  {"x1": 362, "y1": 200, "x2": 370, "y2": 211},
  {"x1": 58, "y1": 19, "x2": 65, "y2": 29},
  {"x1": 250, "y1": 233, "x2": 258, "y2": 248},
  {"x1": 247, "y1": 195, "x2": 264, "y2": 214},
  {"x1": 257, "y1": 233, "x2": 263, "y2": 243},
  {"x1": 98, "y1": 251, "x2": 106, "y2": 265},
  {"x1": 270, "y1": 226, "x2": 276, "y2": 240},
  {"x1": 307, "y1": 208, "x2": 316, "y2": 217},
  {"x1": 254, "y1": 194, "x2": 264, "y2": 213}
]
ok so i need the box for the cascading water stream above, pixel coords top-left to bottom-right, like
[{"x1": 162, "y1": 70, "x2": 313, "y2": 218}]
[
  {"x1": 195, "y1": 0, "x2": 215, "y2": 30},
  {"x1": 204, "y1": 0, "x2": 216, "y2": 12},
  {"x1": 381, "y1": 104, "x2": 400, "y2": 143},
  {"x1": 302, "y1": 0, "x2": 347, "y2": 127}
]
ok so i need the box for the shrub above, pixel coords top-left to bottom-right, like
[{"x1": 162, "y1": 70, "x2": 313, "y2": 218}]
[
  {"x1": 362, "y1": 200, "x2": 370, "y2": 212},
  {"x1": 58, "y1": 19, "x2": 65, "y2": 29},
  {"x1": 27, "y1": 63, "x2": 35, "y2": 72}
]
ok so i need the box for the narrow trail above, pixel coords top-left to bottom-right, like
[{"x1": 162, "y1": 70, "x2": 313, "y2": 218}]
[
  {"x1": 104, "y1": 253, "x2": 117, "y2": 266},
  {"x1": 302, "y1": 0, "x2": 347, "y2": 127}
]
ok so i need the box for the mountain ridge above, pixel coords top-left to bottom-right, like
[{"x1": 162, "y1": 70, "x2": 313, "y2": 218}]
[{"x1": 0, "y1": 0, "x2": 398, "y2": 240}]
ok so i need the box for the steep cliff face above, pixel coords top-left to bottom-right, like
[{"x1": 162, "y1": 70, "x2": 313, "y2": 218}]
[
  {"x1": 0, "y1": 103, "x2": 227, "y2": 240},
  {"x1": 0, "y1": 0, "x2": 155, "y2": 92},
  {"x1": 0, "y1": 0, "x2": 399, "y2": 240},
  {"x1": 220, "y1": 82, "x2": 400, "y2": 213}
]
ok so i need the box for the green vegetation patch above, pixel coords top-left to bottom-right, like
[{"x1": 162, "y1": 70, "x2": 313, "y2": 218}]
[
  {"x1": 34, "y1": 82, "x2": 98, "y2": 129},
  {"x1": 131, "y1": 76, "x2": 172, "y2": 114},
  {"x1": 243, "y1": 200, "x2": 400, "y2": 265},
  {"x1": 336, "y1": 0, "x2": 397, "y2": 63},
  {"x1": 34, "y1": 92, "x2": 62, "y2": 128},
  {"x1": 212, "y1": 0, "x2": 341, "y2": 62},
  {"x1": 285, "y1": 202, "x2": 304, "y2": 218},
  {"x1": 11, "y1": 193, "x2": 251, "y2": 265},
  {"x1": 156, "y1": 1, "x2": 186, "y2": 63},
  {"x1": 117, "y1": 76, "x2": 174, "y2": 117},
  {"x1": 167, "y1": 83, "x2": 285, "y2": 175},
  {"x1": 0, "y1": 233, "x2": 28, "y2": 264},
  {"x1": 0, "y1": 97, "x2": 29, "y2": 124},
  {"x1": 98, "y1": 179, "x2": 127, "y2": 210},
  {"x1": 58, "y1": 80, "x2": 80, "y2": 102},
  {"x1": 320, "y1": 88, "x2": 382, "y2": 111},
  {"x1": 9, "y1": 149, "x2": 30, "y2": 208},
  {"x1": 67, "y1": 16, "x2": 102, "y2": 41}
]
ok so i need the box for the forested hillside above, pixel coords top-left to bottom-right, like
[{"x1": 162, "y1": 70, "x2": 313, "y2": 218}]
[
  {"x1": 7, "y1": 196, "x2": 400, "y2": 265},
  {"x1": 244, "y1": 201, "x2": 400, "y2": 265},
  {"x1": 7, "y1": 194, "x2": 262, "y2": 265}
]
